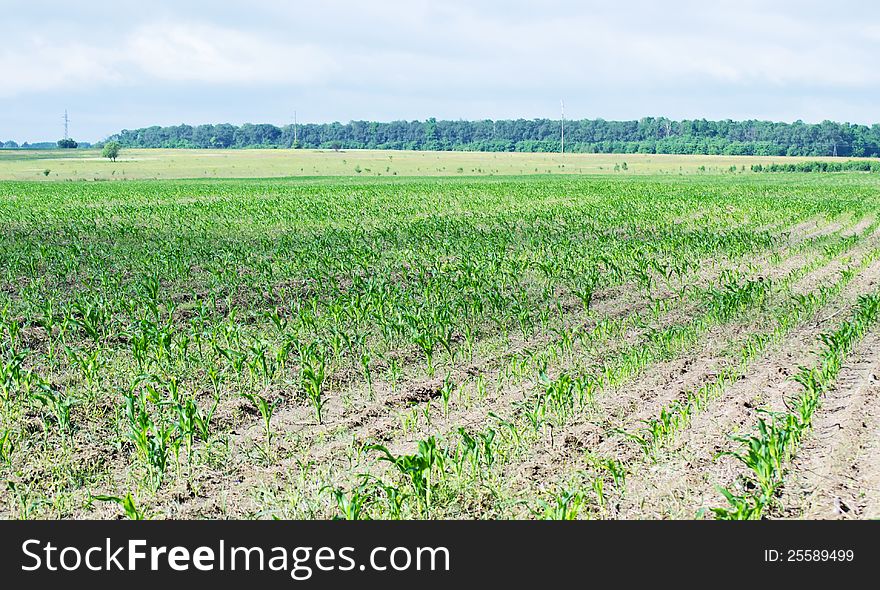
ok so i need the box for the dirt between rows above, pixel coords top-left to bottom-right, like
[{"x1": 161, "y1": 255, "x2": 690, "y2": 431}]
[
  {"x1": 611, "y1": 253, "x2": 880, "y2": 519},
  {"x1": 841, "y1": 214, "x2": 877, "y2": 238},
  {"x1": 777, "y1": 330, "x2": 880, "y2": 519}
]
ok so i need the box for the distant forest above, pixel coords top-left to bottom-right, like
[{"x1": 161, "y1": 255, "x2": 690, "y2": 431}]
[
  {"x1": 107, "y1": 118, "x2": 880, "y2": 157},
  {"x1": 7, "y1": 118, "x2": 880, "y2": 157},
  {"x1": 0, "y1": 141, "x2": 92, "y2": 149}
]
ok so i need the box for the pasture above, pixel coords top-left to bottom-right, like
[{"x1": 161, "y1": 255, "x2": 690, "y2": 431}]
[{"x1": 0, "y1": 147, "x2": 866, "y2": 181}]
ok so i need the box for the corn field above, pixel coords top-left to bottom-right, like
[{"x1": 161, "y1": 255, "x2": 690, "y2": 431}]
[{"x1": 1, "y1": 174, "x2": 880, "y2": 519}]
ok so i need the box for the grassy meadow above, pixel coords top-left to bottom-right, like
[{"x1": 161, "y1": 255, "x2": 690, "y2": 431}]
[{"x1": 0, "y1": 147, "x2": 870, "y2": 181}]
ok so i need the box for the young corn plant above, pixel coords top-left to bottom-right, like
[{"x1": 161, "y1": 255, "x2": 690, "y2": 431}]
[
  {"x1": 439, "y1": 374, "x2": 454, "y2": 418},
  {"x1": 591, "y1": 477, "x2": 606, "y2": 510},
  {"x1": 368, "y1": 477, "x2": 405, "y2": 520},
  {"x1": 535, "y1": 487, "x2": 586, "y2": 520},
  {"x1": 368, "y1": 436, "x2": 445, "y2": 517},
  {"x1": 242, "y1": 392, "x2": 280, "y2": 459},
  {"x1": 413, "y1": 332, "x2": 438, "y2": 377},
  {"x1": 591, "y1": 455, "x2": 627, "y2": 490},
  {"x1": 386, "y1": 357, "x2": 402, "y2": 391},
  {"x1": 323, "y1": 483, "x2": 372, "y2": 520},
  {"x1": 6, "y1": 481, "x2": 40, "y2": 519},
  {"x1": 709, "y1": 488, "x2": 764, "y2": 520},
  {"x1": 175, "y1": 394, "x2": 217, "y2": 459},
  {"x1": 0, "y1": 429, "x2": 13, "y2": 465},
  {"x1": 300, "y1": 345, "x2": 327, "y2": 424},
  {"x1": 92, "y1": 493, "x2": 147, "y2": 520},
  {"x1": 123, "y1": 385, "x2": 173, "y2": 488},
  {"x1": 454, "y1": 426, "x2": 496, "y2": 479},
  {"x1": 65, "y1": 346, "x2": 106, "y2": 394},
  {"x1": 30, "y1": 381, "x2": 75, "y2": 434},
  {"x1": 0, "y1": 352, "x2": 26, "y2": 403}
]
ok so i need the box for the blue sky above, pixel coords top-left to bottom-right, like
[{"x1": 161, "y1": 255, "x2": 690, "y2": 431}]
[{"x1": 2, "y1": 0, "x2": 879, "y2": 142}]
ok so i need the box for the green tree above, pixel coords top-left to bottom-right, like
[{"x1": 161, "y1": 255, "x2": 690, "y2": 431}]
[
  {"x1": 100, "y1": 117, "x2": 880, "y2": 157},
  {"x1": 102, "y1": 141, "x2": 121, "y2": 162}
]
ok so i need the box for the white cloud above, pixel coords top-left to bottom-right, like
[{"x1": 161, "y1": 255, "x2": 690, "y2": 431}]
[
  {"x1": 125, "y1": 23, "x2": 335, "y2": 84},
  {"x1": 2, "y1": 0, "x2": 880, "y2": 139},
  {"x1": 4, "y1": 4, "x2": 880, "y2": 100},
  {"x1": 0, "y1": 37, "x2": 122, "y2": 97},
  {"x1": 388, "y1": 8, "x2": 880, "y2": 89},
  {"x1": 0, "y1": 23, "x2": 336, "y2": 98}
]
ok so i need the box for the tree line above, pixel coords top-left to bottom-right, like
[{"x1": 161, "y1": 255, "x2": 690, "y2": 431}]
[
  {"x1": 7, "y1": 117, "x2": 880, "y2": 157},
  {"x1": 1, "y1": 141, "x2": 93, "y2": 149},
  {"x1": 107, "y1": 118, "x2": 880, "y2": 157}
]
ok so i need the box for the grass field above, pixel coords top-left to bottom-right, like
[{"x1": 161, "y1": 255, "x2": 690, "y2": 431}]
[
  {"x1": 2, "y1": 159, "x2": 880, "y2": 519},
  {"x1": 0, "y1": 148, "x2": 869, "y2": 180}
]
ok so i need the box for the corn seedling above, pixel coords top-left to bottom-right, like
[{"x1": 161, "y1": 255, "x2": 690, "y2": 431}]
[
  {"x1": 92, "y1": 493, "x2": 148, "y2": 520},
  {"x1": 300, "y1": 344, "x2": 327, "y2": 424},
  {"x1": 242, "y1": 392, "x2": 280, "y2": 458},
  {"x1": 368, "y1": 436, "x2": 445, "y2": 517}
]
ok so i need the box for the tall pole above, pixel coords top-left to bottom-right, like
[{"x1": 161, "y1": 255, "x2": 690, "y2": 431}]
[
  {"x1": 560, "y1": 99, "x2": 565, "y2": 155},
  {"x1": 293, "y1": 110, "x2": 298, "y2": 148},
  {"x1": 63, "y1": 109, "x2": 69, "y2": 140}
]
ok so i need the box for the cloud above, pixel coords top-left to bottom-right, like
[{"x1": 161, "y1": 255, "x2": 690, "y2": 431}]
[
  {"x1": 0, "y1": 23, "x2": 336, "y2": 98},
  {"x1": 275, "y1": 4, "x2": 880, "y2": 94},
  {"x1": 4, "y1": 4, "x2": 880, "y2": 100},
  {"x1": 125, "y1": 23, "x2": 336, "y2": 84},
  {"x1": 0, "y1": 37, "x2": 122, "y2": 98},
  {"x1": 2, "y1": 0, "x2": 880, "y2": 140},
  {"x1": 394, "y1": 8, "x2": 880, "y2": 89}
]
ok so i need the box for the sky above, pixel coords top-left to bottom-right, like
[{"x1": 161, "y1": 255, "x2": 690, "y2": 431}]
[{"x1": 1, "y1": 0, "x2": 879, "y2": 142}]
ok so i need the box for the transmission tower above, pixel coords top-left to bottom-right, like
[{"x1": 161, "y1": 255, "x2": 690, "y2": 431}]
[
  {"x1": 560, "y1": 99, "x2": 565, "y2": 155},
  {"x1": 63, "y1": 109, "x2": 69, "y2": 140}
]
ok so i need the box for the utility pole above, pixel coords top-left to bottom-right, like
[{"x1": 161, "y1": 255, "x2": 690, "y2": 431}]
[
  {"x1": 560, "y1": 99, "x2": 565, "y2": 155},
  {"x1": 63, "y1": 109, "x2": 69, "y2": 140}
]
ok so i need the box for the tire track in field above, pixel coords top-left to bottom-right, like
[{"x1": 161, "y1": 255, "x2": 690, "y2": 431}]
[
  {"x1": 841, "y1": 213, "x2": 877, "y2": 238},
  {"x1": 780, "y1": 215, "x2": 840, "y2": 241}
]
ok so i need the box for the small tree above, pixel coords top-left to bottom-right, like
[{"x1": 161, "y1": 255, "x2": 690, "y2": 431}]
[{"x1": 102, "y1": 141, "x2": 121, "y2": 162}]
